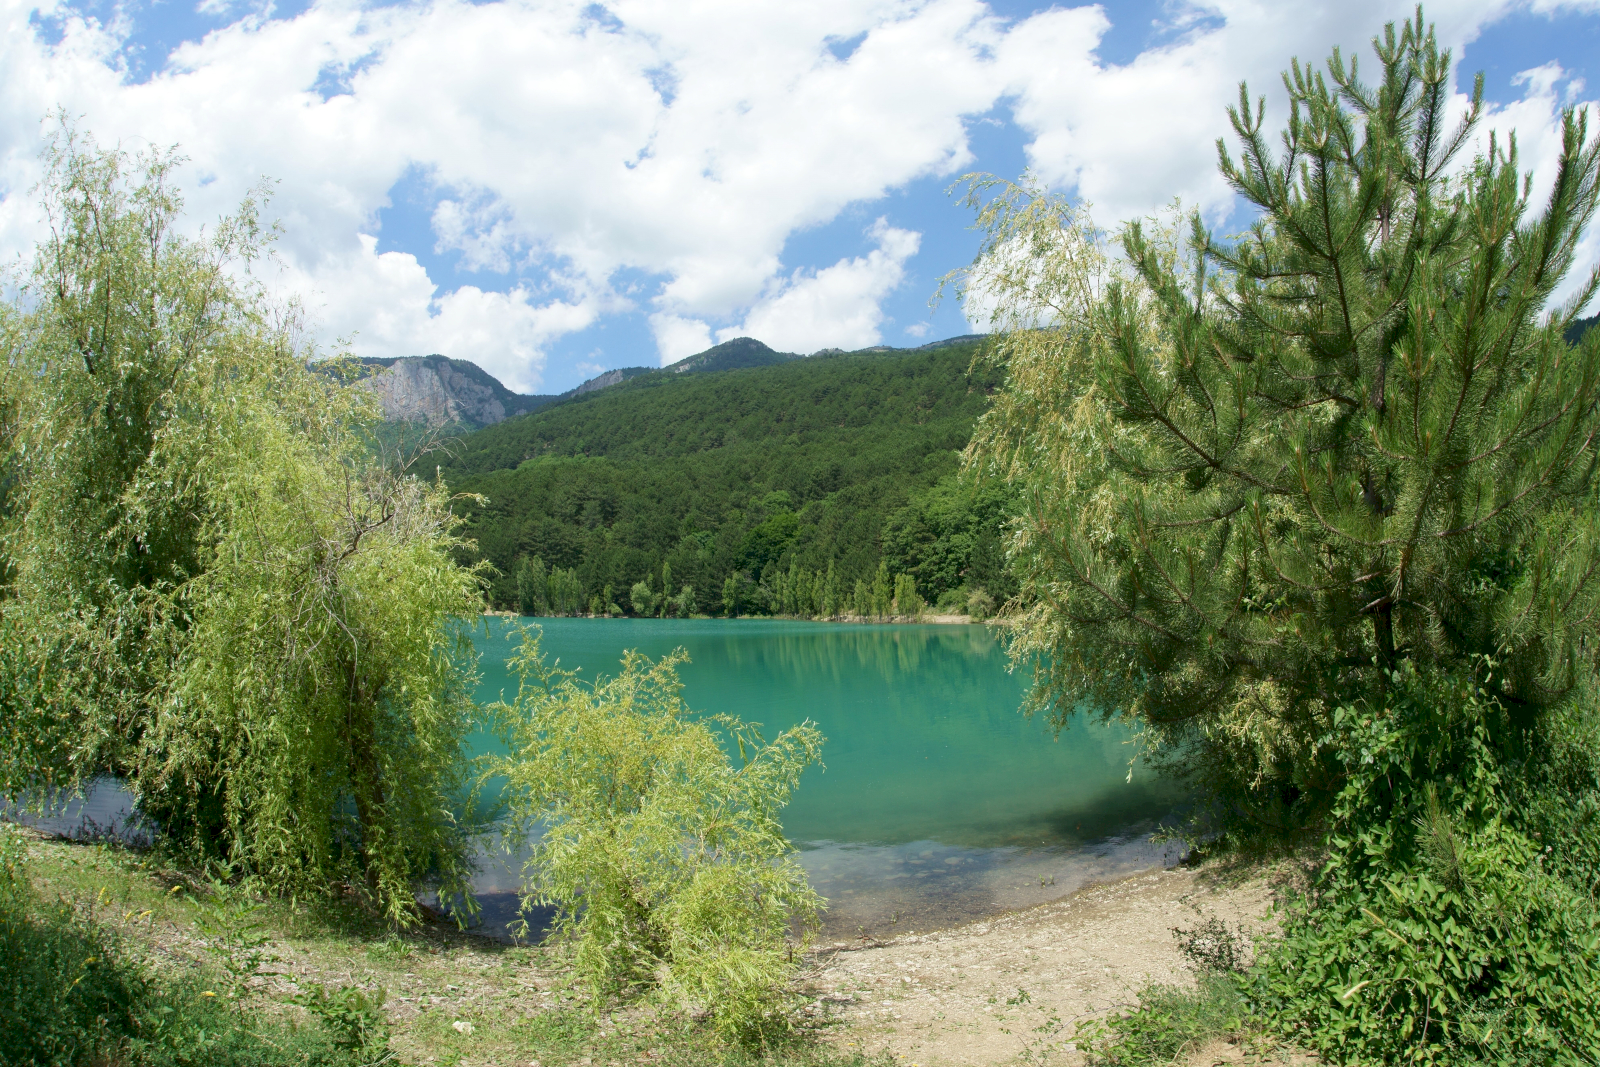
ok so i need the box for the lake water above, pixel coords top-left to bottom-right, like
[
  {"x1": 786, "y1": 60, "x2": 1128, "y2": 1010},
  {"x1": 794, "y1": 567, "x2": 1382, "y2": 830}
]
[
  {"x1": 467, "y1": 617, "x2": 1187, "y2": 941},
  {"x1": 5, "y1": 617, "x2": 1189, "y2": 941}
]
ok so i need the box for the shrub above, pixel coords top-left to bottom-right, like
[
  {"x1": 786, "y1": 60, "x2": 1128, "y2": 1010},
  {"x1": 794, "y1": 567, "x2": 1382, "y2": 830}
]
[
  {"x1": 487, "y1": 627, "x2": 825, "y2": 1045},
  {"x1": 1253, "y1": 666, "x2": 1600, "y2": 1064}
]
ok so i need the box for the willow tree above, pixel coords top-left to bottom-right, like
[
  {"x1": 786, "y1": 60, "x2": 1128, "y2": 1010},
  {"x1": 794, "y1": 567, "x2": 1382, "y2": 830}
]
[
  {"x1": 960, "y1": 14, "x2": 1600, "y2": 823},
  {"x1": 1, "y1": 130, "x2": 483, "y2": 921}
]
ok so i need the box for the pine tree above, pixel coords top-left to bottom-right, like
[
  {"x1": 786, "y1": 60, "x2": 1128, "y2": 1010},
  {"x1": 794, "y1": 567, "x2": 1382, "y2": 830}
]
[
  {"x1": 516, "y1": 555, "x2": 550, "y2": 616},
  {"x1": 962, "y1": 14, "x2": 1600, "y2": 816},
  {"x1": 871, "y1": 561, "x2": 892, "y2": 621}
]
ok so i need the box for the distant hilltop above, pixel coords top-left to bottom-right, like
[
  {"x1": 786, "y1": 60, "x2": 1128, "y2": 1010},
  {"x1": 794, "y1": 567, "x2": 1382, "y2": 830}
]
[{"x1": 335, "y1": 334, "x2": 988, "y2": 430}]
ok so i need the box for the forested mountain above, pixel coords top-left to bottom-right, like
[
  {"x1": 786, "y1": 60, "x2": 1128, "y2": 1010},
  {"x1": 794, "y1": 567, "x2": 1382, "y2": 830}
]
[{"x1": 440, "y1": 339, "x2": 1016, "y2": 615}]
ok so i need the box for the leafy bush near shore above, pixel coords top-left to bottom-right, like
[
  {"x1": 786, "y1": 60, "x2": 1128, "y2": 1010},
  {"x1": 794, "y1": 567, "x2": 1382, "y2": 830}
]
[
  {"x1": 1254, "y1": 667, "x2": 1600, "y2": 1064},
  {"x1": 488, "y1": 627, "x2": 825, "y2": 1045},
  {"x1": 1086, "y1": 670, "x2": 1600, "y2": 1065}
]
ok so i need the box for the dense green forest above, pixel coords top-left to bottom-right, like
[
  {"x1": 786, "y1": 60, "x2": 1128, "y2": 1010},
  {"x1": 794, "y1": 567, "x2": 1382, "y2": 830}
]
[{"x1": 440, "y1": 341, "x2": 1017, "y2": 616}]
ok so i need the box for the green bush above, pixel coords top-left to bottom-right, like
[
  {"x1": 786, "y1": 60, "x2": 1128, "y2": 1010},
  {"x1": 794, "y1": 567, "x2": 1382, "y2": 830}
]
[
  {"x1": 488, "y1": 627, "x2": 825, "y2": 1045},
  {"x1": 1253, "y1": 666, "x2": 1600, "y2": 1064}
]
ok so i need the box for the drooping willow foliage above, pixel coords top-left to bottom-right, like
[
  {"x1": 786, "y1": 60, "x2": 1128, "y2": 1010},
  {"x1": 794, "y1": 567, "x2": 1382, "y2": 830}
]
[{"x1": 0, "y1": 127, "x2": 484, "y2": 923}]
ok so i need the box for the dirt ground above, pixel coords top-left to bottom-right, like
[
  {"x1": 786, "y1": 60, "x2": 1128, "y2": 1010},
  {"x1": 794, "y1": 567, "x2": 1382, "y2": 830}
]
[{"x1": 805, "y1": 863, "x2": 1312, "y2": 1067}]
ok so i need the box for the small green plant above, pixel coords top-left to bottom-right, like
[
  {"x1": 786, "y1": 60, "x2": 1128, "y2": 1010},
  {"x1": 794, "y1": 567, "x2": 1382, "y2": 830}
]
[
  {"x1": 488, "y1": 626, "x2": 825, "y2": 1046},
  {"x1": 997, "y1": 987, "x2": 1068, "y2": 1066},
  {"x1": 192, "y1": 879, "x2": 276, "y2": 998},
  {"x1": 1079, "y1": 976, "x2": 1249, "y2": 1066},
  {"x1": 364, "y1": 934, "x2": 416, "y2": 962},
  {"x1": 1078, "y1": 911, "x2": 1261, "y2": 1064},
  {"x1": 1171, "y1": 916, "x2": 1249, "y2": 977},
  {"x1": 292, "y1": 983, "x2": 394, "y2": 1065}
]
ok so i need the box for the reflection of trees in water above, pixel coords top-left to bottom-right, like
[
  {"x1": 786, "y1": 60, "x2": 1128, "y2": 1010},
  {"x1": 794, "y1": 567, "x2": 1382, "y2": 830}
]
[{"x1": 716, "y1": 623, "x2": 1006, "y2": 691}]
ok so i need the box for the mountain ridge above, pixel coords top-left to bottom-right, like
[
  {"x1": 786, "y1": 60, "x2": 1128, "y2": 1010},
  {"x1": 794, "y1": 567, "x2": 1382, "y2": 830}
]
[
  {"x1": 437, "y1": 335, "x2": 1014, "y2": 613},
  {"x1": 339, "y1": 333, "x2": 991, "y2": 431}
]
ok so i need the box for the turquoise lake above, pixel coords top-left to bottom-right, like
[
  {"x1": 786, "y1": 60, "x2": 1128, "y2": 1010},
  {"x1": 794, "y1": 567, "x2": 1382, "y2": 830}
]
[
  {"x1": 468, "y1": 617, "x2": 1188, "y2": 940},
  {"x1": 8, "y1": 617, "x2": 1190, "y2": 940}
]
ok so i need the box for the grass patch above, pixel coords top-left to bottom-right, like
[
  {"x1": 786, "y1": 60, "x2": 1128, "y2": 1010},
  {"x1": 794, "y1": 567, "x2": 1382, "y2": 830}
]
[
  {"x1": 1075, "y1": 910, "x2": 1312, "y2": 1067},
  {"x1": 2, "y1": 826, "x2": 889, "y2": 1067},
  {"x1": 1080, "y1": 976, "x2": 1255, "y2": 1066}
]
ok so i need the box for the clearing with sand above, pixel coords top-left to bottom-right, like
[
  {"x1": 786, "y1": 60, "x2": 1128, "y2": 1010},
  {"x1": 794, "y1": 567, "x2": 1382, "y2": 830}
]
[{"x1": 809, "y1": 862, "x2": 1316, "y2": 1066}]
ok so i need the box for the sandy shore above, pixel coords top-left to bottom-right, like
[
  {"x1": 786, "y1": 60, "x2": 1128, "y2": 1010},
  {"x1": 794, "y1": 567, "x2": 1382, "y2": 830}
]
[{"x1": 806, "y1": 862, "x2": 1313, "y2": 1066}]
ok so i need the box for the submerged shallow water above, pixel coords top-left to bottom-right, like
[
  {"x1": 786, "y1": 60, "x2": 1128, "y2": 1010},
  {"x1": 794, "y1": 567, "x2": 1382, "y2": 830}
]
[{"x1": 467, "y1": 618, "x2": 1187, "y2": 940}]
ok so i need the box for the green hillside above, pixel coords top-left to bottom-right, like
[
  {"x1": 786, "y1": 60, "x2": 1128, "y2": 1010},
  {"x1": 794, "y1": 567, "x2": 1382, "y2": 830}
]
[{"x1": 442, "y1": 340, "x2": 1016, "y2": 615}]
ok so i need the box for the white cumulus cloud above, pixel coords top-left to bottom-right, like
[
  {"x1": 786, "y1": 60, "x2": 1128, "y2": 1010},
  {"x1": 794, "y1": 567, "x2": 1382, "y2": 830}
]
[
  {"x1": 719, "y1": 219, "x2": 921, "y2": 353},
  {"x1": 2, "y1": 0, "x2": 1600, "y2": 388}
]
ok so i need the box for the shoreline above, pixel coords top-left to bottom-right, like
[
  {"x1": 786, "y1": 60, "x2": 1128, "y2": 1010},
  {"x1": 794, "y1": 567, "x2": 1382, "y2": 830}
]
[
  {"x1": 808, "y1": 859, "x2": 1290, "y2": 1066},
  {"x1": 481, "y1": 610, "x2": 999, "y2": 626}
]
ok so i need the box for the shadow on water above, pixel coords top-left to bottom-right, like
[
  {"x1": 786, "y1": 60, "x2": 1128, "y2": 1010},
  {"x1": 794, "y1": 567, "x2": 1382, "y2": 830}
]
[{"x1": 1, "y1": 779, "x2": 159, "y2": 848}]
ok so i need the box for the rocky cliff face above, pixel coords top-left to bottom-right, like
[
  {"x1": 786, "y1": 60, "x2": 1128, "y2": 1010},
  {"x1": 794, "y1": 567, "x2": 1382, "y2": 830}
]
[{"x1": 351, "y1": 355, "x2": 553, "y2": 430}]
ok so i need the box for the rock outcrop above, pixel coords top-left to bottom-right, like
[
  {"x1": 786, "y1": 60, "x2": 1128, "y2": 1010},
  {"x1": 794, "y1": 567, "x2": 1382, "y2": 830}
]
[
  {"x1": 347, "y1": 355, "x2": 554, "y2": 430},
  {"x1": 337, "y1": 334, "x2": 992, "y2": 430}
]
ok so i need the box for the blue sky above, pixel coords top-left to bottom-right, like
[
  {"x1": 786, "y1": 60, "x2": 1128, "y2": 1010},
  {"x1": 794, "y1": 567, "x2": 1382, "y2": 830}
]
[{"x1": 4, "y1": 0, "x2": 1600, "y2": 393}]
